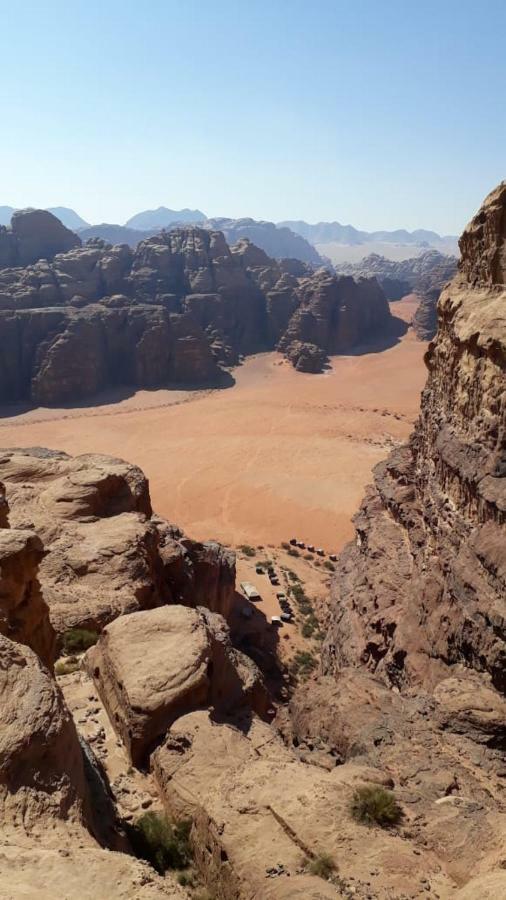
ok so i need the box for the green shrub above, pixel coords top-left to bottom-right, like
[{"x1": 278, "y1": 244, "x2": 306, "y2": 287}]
[
  {"x1": 281, "y1": 542, "x2": 290, "y2": 550},
  {"x1": 55, "y1": 656, "x2": 80, "y2": 676},
  {"x1": 350, "y1": 785, "x2": 403, "y2": 827},
  {"x1": 307, "y1": 852, "x2": 336, "y2": 879},
  {"x1": 304, "y1": 553, "x2": 314, "y2": 561},
  {"x1": 239, "y1": 544, "x2": 256, "y2": 557},
  {"x1": 292, "y1": 650, "x2": 317, "y2": 677},
  {"x1": 287, "y1": 570, "x2": 301, "y2": 582},
  {"x1": 290, "y1": 583, "x2": 306, "y2": 602},
  {"x1": 287, "y1": 547, "x2": 300, "y2": 557},
  {"x1": 301, "y1": 621, "x2": 315, "y2": 638},
  {"x1": 61, "y1": 628, "x2": 98, "y2": 655},
  {"x1": 323, "y1": 560, "x2": 335, "y2": 572},
  {"x1": 128, "y1": 812, "x2": 192, "y2": 873}
]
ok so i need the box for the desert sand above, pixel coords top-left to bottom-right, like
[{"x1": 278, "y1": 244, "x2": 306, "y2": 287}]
[{"x1": 0, "y1": 297, "x2": 426, "y2": 551}]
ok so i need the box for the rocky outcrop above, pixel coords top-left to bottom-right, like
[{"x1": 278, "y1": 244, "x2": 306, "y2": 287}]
[
  {"x1": 86, "y1": 605, "x2": 266, "y2": 766},
  {"x1": 0, "y1": 209, "x2": 80, "y2": 269},
  {"x1": 336, "y1": 249, "x2": 457, "y2": 299},
  {"x1": 153, "y1": 710, "x2": 458, "y2": 899},
  {"x1": 321, "y1": 183, "x2": 505, "y2": 693},
  {"x1": 0, "y1": 223, "x2": 393, "y2": 403},
  {"x1": 0, "y1": 529, "x2": 56, "y2": 668},
  {"x1": 1, "y1": 448, "x2": 236, "y2": 638},
  {"x1": 336, "y1": 250, "x2": 458, "y2": 340},
  {"x1": 278, "y1": 270, "x2": 392, "y2": 361},
  {"x1": 0, "y1": 633, "x2": 91, "y2": 832}
]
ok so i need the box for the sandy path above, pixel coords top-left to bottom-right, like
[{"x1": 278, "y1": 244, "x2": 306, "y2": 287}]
[{"x1": 0, "y1": 297, "x2": 426, "y2": 550}]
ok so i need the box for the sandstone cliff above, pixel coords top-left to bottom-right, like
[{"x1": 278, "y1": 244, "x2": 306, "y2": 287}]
[
  {"x1": 0, "y1": 214, "x2": 393, "y2": 403},
  {"x1": 321, "y1": 182, "x2": 505, "y2": 693}
]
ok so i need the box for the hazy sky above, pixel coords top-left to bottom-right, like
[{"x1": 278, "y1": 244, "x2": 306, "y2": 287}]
[{"x1": 1, "y1": 0, "x2": 504, "y2": 233}]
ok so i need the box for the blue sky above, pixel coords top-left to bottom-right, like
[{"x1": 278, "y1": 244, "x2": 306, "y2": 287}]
[{"x1": 1, "y1": 0, "x2": 504, "y2": 233}]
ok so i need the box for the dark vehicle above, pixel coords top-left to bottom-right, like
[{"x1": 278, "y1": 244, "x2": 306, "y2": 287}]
[{"x1": 289, "y1": 538, "x2": 297, "y2": 545}]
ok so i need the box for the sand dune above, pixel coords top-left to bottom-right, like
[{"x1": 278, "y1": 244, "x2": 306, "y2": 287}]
[{"x1": 0, "y1": 298, "x2": 426, "y2": 551}]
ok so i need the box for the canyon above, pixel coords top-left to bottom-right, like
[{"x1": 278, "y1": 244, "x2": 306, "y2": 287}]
[{"x1": 0, "y1": 182, "x2": 504, "y2": 900}]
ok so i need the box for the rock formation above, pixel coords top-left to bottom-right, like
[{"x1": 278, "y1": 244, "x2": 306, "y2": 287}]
[
  {"x1": 284, "y1": 183, "x2": 506, "y2": 898},
  {"x1": 0, "y1": 215, "x2": 393, "y2": 403},
  {"x1": 86, "y1": 605, "x2": 267, "y2": 765},
  {"x1": 336, "y1": 250, "x2": 458, "y2": 339},
  {"x1": 321, "y1": 183, "x2": 505, "y2": 693},
  {"x1": 0, "y1": 208, "x2": 80, "y2": 268},
  {"x1": 1, "y1": 448, "x2": 235, "y2": 638},
  {"x1": 0, "y1": 529, "x2": 56, "y2": 668}
]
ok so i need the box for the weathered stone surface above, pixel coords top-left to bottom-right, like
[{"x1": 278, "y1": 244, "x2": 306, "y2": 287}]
[
  {"x1": 1, "y1": 449, "x2": 236, "y2": 637},
  {"x1": 0, "y1": 224, "x2": 393, "y2": 402},
  {"x1": 322, "y1": 183, "x2": 506, "y2": 694},
  {"x1": 0, "y1": 634, "x2": 89, "y2": 832},
  {"x1": 0, "y1": 845, "x2": 187, "y2": 899},
  {"x1": 153, "y1": 710, "x2": 457, "y2": 899},
  {"x1": 0, "y1": 528, "x2": 56, "y2": 667},
  {"x1": 86, "y1": 605, "x2": 266, "y2": 765}
]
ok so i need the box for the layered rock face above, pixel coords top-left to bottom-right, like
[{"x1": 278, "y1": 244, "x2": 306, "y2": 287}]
[
  {"x1": 1, "y1": 448, "x2": 235, "y2": 638},
  {"x1": 0, "y1": 213, "x2": 393, "y2": 403},
  {"x1": 322, "y1": 183, "x2": 505, "y2": 692}
]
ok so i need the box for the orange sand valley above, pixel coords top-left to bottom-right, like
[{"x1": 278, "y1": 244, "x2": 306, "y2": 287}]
[{"x1": 0, "y1": 298, "x2": 426, "y2": 551}]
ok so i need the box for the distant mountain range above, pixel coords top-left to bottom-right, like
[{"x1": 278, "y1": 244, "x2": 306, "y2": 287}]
[
  {"x1": 0, "y1": 205, "x2": 460, "y2": 263},
  {"x1": 279, "y1": 219, "x2": 458, "y2": 248}
]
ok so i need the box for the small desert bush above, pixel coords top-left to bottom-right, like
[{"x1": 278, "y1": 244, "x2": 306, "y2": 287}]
[
  {"x1": 304, "y1": 552, "x2": 314, "y2": 561},
  {"x1": 323, "y1": 560, "x2": 335, "y2": 572},
  {"x1": 350, "y1": 785, "x2": 403, "y2": 827},
  {"x1": 61, "y1": 627, "x2": 98, "y2": 655},
  {"x1": 307, "y1": 852, "x2": 336, "y2": 879},
  {"x1": 290, "y1": 583, "x2": 306, "y2": 602},
  {"x1": 281, "y1": 541, "x2": 290, "y2": 550},
  {"x1": 239, "y1": 544, "x2": 256, "y2": 557},
  {"x1": 128, "y1": 812, "x2": 192, "y2": 874},
  {"x1": 55, "y1": 656, "x2": 80, "y2": 676},
  {"x1": 302, "y1": 621, "x2": 315, "y2": 638},
  {"x1": 287, "y1": 547, "x2": 300, "y2": 557},
  {"x1": 291, "y1": 650, "x2": 317, "y2": 677},
  {"x1": 286, "y1": 569, "x2": 301, "y2": 582}
]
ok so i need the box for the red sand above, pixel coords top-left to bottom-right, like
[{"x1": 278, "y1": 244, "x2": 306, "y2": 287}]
[{"x1": 0, "y1": 297, "x2": 426, "y2": 551}]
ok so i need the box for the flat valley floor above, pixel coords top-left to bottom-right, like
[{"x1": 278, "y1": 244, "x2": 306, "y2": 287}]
[{"x1": 0, "y1": 297, "x2": 426, "y2": 553}]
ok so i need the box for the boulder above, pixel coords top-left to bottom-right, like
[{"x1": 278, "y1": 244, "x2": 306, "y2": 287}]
[{"x1": 85, "y1": 605, "x2": 266, "y2": 765}]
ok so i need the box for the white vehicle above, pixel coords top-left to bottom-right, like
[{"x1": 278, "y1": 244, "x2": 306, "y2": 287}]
[
  {"x1": 240, "y1": 581, "x2": 260, "y2": 601},
  {"x1": 270, "y1": 615, "x2": 283, "y2": 626}
]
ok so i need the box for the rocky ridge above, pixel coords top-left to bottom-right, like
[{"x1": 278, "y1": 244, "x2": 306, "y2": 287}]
[
  {"x1": 336, "y1": 250, "x2": 458, "y2": 339},
  {"x1": 0, "y1": 212, "x2": 394, "y2": 403}
]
